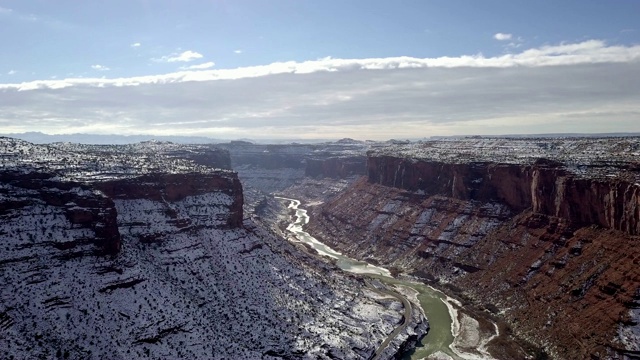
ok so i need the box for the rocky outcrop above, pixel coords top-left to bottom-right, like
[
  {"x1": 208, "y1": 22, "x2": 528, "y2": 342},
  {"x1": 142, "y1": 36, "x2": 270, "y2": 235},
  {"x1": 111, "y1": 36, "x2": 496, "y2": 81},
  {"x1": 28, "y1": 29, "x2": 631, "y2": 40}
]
[
  {"x1": 95, "y1": 172, "x2": 244, "y2": 228},
  {"x1": 0, "y1": 170, "x2": 244, "y2": 258},
  {"x1": 0, "y1": 137, "x2": 246, "y2": 257},
  {"x1": 0, "y1": 171, "x2": 121, "y2": 255}
]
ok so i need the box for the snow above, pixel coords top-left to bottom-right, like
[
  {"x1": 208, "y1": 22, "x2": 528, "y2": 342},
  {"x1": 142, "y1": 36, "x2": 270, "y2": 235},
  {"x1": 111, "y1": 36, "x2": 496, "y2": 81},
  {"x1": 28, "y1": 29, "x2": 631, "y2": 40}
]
[
  {"x1": 370, "y1": 136, "x2": 640, "y2": 182},
  {"x1": 618, "y1": 307, "x2": 640, "y2": 352},
  {"x1": 438, "y1": 292, "x2": 498, "y2": 360},
  {"x1": 0, "y1": 137, "x2": 232, "y2": 182},
  {"x1": 1, "y1": 182, "x2": 403, "y2": 359}
]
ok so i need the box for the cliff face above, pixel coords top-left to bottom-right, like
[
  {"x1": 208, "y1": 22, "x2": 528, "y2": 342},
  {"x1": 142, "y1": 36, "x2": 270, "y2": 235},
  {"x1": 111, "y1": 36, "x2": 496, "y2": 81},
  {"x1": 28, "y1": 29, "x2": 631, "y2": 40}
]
[
  {"x1": 457, "y1": 211, "x2": 640, "y2": 360},
  {"x1": 1, "y1": 169, "x2": 244, "y2": 259},
  {"x1": 308, "y1": 154, "x2": 640, "y2": 359},
  {"x1": 96, "y1": 172, "x2": 244, "y2": 228},
  {"x1": 368, "y1": 155, "x2": 640, "y2": 235},
  {"x1": 305, "y1": 156, "x2": 367, "y2": 178},
  {"x1": 0, "y1": 171, "x2": 121, "y2": 255}
]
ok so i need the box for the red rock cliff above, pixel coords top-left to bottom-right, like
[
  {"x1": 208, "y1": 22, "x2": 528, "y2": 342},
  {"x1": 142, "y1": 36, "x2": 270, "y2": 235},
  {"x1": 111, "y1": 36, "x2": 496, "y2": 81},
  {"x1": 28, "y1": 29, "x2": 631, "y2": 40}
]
[
  {"x1": 368, "y1": 155, "x2": 640, "y2": 235},
  {"x1": 0, "y1": 171, "x2": 121, "y2": 255},
  {"x1": 96, "y1": 172, "x2": 244, "y2": 228}
]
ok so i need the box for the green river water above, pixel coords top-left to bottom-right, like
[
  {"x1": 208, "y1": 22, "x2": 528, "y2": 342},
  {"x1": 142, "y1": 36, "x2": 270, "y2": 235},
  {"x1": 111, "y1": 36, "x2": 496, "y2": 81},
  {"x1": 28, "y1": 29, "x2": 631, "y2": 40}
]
[{"x1": 277, "y1": 197, "x2": 461, "y2": 359}]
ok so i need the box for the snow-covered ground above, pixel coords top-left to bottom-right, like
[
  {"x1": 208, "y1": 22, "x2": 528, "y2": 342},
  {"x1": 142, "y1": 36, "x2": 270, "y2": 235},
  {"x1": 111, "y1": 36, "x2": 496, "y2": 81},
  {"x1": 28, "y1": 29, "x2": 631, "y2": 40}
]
[
  {"x1": 618, "y1": 301, "x2": 640, "y2": 353},
  {"x1": 1, "y1": 186, "x2": 408, "y2": 359},
  {"x1": 0, "y1": 137, "x2": 232, "y2": 181},
  {"x1": 0, "y1": 138, "x2": 409, "y2": 359},
  {"x1": 369, "y1": 136, "x2": 640, "y2": 180}
]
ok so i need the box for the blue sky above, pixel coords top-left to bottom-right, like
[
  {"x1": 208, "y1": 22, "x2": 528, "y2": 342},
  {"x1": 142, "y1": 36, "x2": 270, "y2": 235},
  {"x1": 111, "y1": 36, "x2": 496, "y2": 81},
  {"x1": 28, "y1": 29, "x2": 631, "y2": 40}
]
[{"x1": 1, "y1": 0, "x2": 640, "y2": 140}]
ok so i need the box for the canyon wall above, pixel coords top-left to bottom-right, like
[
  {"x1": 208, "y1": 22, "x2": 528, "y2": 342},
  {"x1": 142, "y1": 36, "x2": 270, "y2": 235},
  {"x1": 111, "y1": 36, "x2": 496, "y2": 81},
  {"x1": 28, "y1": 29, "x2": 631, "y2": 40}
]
[
  {"x1": 96, "y1": 172, "x2": 244, "y2": 228},
  {"x1": 305, "y1": 156, "x2": 367, "y2": 179},
  {"x1": 368, "y1": 155, "x2": 640, "y2": 235},
  {"x1": 222, "y1": 142, "x2": 368, "y2": 213},
  {"x1": 0, "y1": 171, "x2": 121, "y2": 255},
  {"x1": 307, "y1": 154, "x2": 640, "y2": 359},
  {"x1": 0, "y1": 170, "x2": 245, "y2": 258}
]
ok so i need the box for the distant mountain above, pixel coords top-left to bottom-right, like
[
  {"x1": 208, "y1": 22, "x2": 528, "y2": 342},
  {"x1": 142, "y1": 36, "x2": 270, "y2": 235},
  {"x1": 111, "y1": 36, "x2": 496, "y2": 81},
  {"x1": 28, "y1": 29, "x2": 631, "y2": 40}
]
[
  {"x1": 428, "y1": 132, "x2": 640, "y2": 140},
  {"x1": 1, "y1": 132, "x2": 342, "y2": 145},
  {"x1": 1, "y1": 132, "x2": 222, "y2": 144}
]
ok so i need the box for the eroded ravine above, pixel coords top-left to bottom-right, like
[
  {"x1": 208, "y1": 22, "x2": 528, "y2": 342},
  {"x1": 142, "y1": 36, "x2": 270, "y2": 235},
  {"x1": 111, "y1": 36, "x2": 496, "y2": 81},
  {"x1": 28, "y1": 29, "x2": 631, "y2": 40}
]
[{"x1": 276, "y1": 196, "x2": 495, "y2": 359}]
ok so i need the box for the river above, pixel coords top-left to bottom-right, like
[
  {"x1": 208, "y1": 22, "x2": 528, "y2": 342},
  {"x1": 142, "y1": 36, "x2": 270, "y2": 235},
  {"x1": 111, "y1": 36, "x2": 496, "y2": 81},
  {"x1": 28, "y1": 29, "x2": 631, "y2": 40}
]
[{"x1": 277, "y1": 197, "x2": 473, "y2": 360}]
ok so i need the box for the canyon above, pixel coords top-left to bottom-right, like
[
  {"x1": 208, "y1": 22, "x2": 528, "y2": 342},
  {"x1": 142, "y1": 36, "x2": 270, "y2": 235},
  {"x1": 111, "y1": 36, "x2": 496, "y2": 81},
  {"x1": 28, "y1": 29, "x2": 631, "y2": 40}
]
[
  {"x1": 221, "y1": 137, "x2": 640, "y2": 359},
  {"x1": 301, "y1": 138, "x2": 640, "y2": 359},
  {"x1": 2, "y1": 135, "x2": 639, "y2": 359}
]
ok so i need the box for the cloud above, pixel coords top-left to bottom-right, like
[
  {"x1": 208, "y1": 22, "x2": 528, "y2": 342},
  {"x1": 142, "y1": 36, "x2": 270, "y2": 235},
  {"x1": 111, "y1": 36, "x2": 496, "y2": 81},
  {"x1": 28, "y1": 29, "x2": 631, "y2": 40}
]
[
  {"x1": 494, "y1": 33, "x2": 513, "y2": 41},
  {"x1": 180, "y1": 62, "x2": 216, "y2": 70},
  {"x1": 0, "y1": 6, "x2": 12, "y2": 14},
  {"x1": 234, "y1": 50, "x2": 243, "y2": 54},
  {"x1": 4, "y1": 40, "x2": 639, "y2": 91},
  {"x1": 130, "y1": 42, "x2": 141, "y2": 48},
  {"x1": 7, "y1": 70, "x2": 17, "y2": 75},
  {"x1": 91, "y1": 64, "x2": 110, "y2": 71},
  {"x1": 0, "y1": 40, "x2": 639, "y2": 140},
  {"x1": 154, "y1": 50, "x2": 203, "y2": 63}
]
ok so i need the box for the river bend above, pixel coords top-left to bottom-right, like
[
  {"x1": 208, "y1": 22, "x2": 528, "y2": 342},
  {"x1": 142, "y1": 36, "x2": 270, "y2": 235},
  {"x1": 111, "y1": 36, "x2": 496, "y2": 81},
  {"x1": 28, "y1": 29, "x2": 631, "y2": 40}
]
[{"x1": 277, "y1": 197, "x2": 474, "y2": 359}]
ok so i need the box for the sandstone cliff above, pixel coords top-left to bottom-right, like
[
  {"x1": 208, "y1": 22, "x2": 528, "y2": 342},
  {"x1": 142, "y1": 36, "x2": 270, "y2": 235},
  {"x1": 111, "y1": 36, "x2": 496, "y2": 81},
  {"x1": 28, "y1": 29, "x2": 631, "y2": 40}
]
[
  {"x1": 368, "y1": 155, "x2": 640, "y2": 235},
  {"x1": 0, "y1": 171, "x2": 121, "y2": 255},
  {"x1": 306, "y1": 156, "x2": 367, "y2": 179},
  {"x1": 95, "y1": 172, "x2": 244, "y2": 228}
]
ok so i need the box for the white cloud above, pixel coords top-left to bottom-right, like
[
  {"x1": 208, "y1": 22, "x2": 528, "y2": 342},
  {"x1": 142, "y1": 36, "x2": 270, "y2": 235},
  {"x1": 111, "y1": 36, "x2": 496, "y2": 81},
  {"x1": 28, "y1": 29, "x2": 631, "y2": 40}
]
[
  {"x1": 155, "y1": 50, "x2": 203, "y2": 63},
  {"x1": 234, "y1": 50, "x2": 243, "y2": 54},
  {"x1": 7, "y1": 70, "x2": 16, "y2": 75},
  {"x1": 494, "y1": 33, "x2": 513, "y2": 41},
  {"x1": 91, "y1": 64, "x2": 110, "y2": 71},
  {"x1": 3, "y1": 40, "x2": 638, "y2": 91},
  {"x1": 0, "y1": 6, "x2": 12, "y2": 14},
  {"x1": 130, "y1": 42, "x2": 141, "y2": 48},
  {"x1": 0, "y1": 40, "x2": 639, "y2": 140},
  {"x1": 180, "y1": 62, "x2": 216, "y2": 70}
]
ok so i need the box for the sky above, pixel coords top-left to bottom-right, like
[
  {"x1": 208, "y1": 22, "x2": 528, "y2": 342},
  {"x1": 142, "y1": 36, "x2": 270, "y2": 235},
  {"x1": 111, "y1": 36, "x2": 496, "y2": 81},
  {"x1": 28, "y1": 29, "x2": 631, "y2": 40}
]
[{"x1": 1, "y1": 0, "x2": 640, "y2": 141}]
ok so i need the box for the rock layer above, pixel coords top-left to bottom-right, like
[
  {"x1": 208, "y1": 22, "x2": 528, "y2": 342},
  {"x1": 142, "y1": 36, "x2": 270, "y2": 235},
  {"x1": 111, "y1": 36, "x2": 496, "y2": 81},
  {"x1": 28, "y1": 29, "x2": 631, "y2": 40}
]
[
  {"x1": 306, "y1": 156, "x2": 367, "y2": 179},
  {"x1": 368, "y1": 156, "x2": 640, "y2": 235},
  {"x1": 0, "y1": 171, "x2": 121, "y2": 255},
  {"x1": 96, "y1": 172, "x2": 244, "y2": 228}
]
